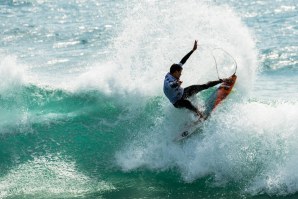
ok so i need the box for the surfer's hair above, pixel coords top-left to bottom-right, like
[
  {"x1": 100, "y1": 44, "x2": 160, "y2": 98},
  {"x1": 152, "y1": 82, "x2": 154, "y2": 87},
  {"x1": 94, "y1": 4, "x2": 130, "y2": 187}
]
[{"x1": 170, "y1": 63, "x2": 182, "y2": 74}]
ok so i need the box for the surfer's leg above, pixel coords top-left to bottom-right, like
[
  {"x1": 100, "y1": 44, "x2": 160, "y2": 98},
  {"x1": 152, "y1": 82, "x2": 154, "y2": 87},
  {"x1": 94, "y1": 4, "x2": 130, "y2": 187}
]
[
  {"x1": 174, "y1": 99, "x2": 197, "y2": 113},
  {"x1": 183, "y1": 85, "x2": 204, "y2": 98},
  {"x1": 173, "y1": 99, "x2": 206, "y2": 119},
  {"x1": 183, "y1": 80, "x2": 222, "y2": 98},
  {"x1": 174, "y1": 100, "x2": 206, "y2": 119}
]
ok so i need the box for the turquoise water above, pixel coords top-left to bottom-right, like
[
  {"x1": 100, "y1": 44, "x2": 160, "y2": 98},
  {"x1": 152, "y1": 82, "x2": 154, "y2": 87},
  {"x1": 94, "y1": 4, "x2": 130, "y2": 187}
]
[{"x1": 0, "y1": 0, "x2": 297, "y2": 198}]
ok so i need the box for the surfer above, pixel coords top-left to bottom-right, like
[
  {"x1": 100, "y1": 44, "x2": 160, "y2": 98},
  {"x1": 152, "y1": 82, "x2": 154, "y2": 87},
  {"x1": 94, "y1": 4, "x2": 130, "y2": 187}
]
[{"x1": 163, "y1": 40, "x2": 224, "y2": 119}]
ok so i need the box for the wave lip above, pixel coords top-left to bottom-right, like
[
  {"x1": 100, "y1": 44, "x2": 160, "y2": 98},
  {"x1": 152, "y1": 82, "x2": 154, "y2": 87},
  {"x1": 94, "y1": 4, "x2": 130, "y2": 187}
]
[{"x1": 0, "y1": 55, "x2": 26, "y2": 93}]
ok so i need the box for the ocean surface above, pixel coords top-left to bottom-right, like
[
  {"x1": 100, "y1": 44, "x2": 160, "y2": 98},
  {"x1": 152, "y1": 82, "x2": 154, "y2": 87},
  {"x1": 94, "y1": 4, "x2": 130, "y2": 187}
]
[{"x1": 0, "y1": 0, "x2": 297, "y2": 198}]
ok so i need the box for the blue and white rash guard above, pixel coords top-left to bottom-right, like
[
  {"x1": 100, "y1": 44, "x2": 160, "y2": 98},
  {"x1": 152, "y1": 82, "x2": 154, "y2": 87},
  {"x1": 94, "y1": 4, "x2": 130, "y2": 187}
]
[
  {"x1": 163, "y1": 64, "x2": 184, "y2": 104},
  {"x1": 163, "y1": 49, "x2": 195, "y2": 104}
]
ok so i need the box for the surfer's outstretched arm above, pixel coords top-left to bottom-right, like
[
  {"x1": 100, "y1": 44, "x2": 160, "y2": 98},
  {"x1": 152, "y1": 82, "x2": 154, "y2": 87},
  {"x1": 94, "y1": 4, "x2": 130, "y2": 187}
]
[{"x1": 179, "y1": 40, "x2": 197, "y2": 65}]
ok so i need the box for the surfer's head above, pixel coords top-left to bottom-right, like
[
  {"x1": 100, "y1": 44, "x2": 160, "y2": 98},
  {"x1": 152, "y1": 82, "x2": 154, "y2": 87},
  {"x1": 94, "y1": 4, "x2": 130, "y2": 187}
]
[{"x1": 170, "y1": 63, "x2": 182, "y2": 79}]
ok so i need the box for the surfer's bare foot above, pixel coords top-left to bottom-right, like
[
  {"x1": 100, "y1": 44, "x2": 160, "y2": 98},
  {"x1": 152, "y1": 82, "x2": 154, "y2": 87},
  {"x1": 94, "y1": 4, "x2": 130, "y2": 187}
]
[
  {"x1": 201, "y1": 115, "x2": 207, "y2": 120},
  {"x1": 222, "y1": 78, "x2": 232, "y2": 83},
  {"x1": 196, "y1": 111, "x2": 207, "y2": 120}
]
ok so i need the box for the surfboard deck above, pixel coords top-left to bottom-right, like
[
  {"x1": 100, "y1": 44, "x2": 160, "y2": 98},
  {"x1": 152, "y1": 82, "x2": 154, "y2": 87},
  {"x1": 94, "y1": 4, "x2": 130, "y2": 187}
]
[
  {"x1": 174, "y1": 74, "x2": 237, "y2": 141},
  {"x1": 174, "y1": 119, "x2": 203, "y2": 141}
]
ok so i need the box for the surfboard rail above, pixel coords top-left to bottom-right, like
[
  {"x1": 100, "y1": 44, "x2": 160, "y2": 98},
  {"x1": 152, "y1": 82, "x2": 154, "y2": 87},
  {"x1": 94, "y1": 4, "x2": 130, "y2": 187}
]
[
  {"x1": 204, "y1": 74, "x2": 237, "y2": 118},
  {"x1": 175, "y1": 74, "x2": 237, "y2": 141}
]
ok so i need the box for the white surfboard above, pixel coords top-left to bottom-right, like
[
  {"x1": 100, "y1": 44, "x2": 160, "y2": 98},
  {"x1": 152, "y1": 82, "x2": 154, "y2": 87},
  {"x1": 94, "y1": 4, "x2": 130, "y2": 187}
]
[{"x1": 174, "y1": 119, "x2": 203, "y2": 141}]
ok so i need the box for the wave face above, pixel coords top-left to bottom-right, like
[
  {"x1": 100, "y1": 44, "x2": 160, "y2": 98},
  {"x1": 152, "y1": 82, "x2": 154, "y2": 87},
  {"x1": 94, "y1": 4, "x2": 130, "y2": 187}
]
[{"x1": 0, "y1": 0, "x2": 297, "y2": 198}]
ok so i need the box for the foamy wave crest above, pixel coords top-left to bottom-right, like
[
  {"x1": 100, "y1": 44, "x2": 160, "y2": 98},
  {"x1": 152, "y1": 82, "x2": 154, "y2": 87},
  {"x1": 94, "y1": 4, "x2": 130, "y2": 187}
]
[
  {"x1": 0, "y1": 55, "x2": 26, "y2": 93},
  {"x1": 247, "y1": 154, "x2": 298, "y2": 196},
  {"x1": 116, "y1": 100, "x2": 298, "y2": 196},
  {"x1": 72, "y1": 0, "x2": 257, "y2": 97},
  {"x1": 244, "y1": 101, "x2": 298, "y2": 196}
]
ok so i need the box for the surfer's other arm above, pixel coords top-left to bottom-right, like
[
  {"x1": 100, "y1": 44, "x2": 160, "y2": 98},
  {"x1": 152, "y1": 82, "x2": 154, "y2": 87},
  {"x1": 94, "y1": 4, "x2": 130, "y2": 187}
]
[{"x1": 179, "y1": 40, "x2": 198, "y2": 65}]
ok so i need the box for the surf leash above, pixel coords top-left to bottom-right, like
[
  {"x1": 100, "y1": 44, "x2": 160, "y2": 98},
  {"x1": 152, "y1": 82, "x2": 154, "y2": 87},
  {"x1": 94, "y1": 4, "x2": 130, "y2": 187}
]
[{"x1": 211, "y1": 48, "x2": 238, "y2": 79}]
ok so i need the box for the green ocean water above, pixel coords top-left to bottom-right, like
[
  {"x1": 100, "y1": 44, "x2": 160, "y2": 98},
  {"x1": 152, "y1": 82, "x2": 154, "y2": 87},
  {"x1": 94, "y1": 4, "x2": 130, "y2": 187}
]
[{"x1": 0, "y1": 0, "x2": 298, "y2": 198}]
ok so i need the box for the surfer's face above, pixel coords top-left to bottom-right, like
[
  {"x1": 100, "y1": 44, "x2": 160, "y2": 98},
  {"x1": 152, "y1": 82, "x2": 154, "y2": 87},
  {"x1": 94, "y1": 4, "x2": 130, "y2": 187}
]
[{"x1": 172, "y1": 69, "x2": 182, "y2": 80}]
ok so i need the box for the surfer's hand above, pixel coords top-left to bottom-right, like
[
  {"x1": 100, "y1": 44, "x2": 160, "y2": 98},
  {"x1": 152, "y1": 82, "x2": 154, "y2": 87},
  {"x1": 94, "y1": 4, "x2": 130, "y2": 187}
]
[{"x1": 192, "y1": 40, "x2": 198, "y2": 51}]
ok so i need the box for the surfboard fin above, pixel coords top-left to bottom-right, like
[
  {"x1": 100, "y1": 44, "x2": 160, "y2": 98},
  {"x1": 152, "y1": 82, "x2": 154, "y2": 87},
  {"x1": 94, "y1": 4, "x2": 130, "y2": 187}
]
[{"x1": 181, "y1": 131, "x2": 189, "y2": 137}]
